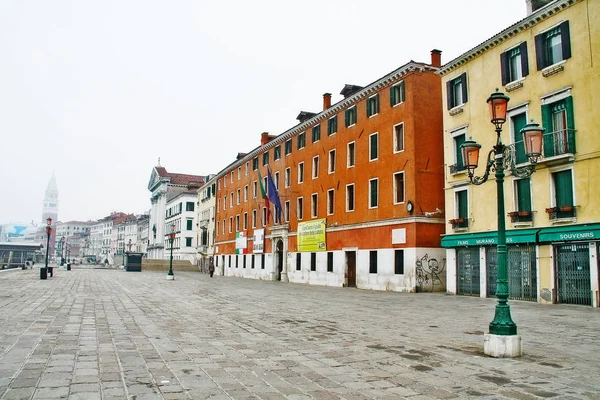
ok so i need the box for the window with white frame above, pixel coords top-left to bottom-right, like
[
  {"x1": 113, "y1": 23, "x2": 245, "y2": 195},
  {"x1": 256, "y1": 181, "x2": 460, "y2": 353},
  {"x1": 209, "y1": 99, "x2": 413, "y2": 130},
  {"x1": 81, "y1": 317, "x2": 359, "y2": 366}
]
[
  {"x1": 252, "y1": 209, "x2": 257, "y2": 228},
  {"x1": 262, "y1": 207, "x2": 267, "y2": 227},
  {"x1": 244, "y1": 185, "x2": 248, "y2": 202},
  {"x1": 327, "y1": 189, "x2": 334, "y2": 215},
  {"x1": 312, "y1": 156, "x2": 319, "y2": 179},
  {"x1": 393, "y1": 172, "x2": 405, "y2": 204},
  {"x1": 347, "y1": 142, "x2": 356, "y2": 167},
  {"x1": 369, "y1": 133, "x2": 378, "y2": 161},
  {"x1": 311, "y1": 193, "x2": 318, "y2": 218},
  {"x1": 501, "y1": 42, "x2": 529, "y2": 85},
  {"x1": 284, "y1": 201, "x2": 290, "y2": 222},
  {"x1": 535, "y1": 21, "x2": 571, "y2": 70},
  {"x1": 298, "y1": 162, "x2": 304, "y2": 183},
  {"x1": 446, "y1": 73, "x2": 467, "y2": 109},
  {"x1": 253, "y1": 181, "x2": 257, "y2": 199},
  {"x1": 369, "y1": 178, "x2": 378, "y2": 208},
  {"x1": 236, "y1": 215, "x2": 240, "y2": 232},
  {"x1": 345, "y1": 105, "x2": 357, "y2": 127},
  {"x1": 297, "y1": 197, "x2": 304, "y2": 220},
  {"x1": 275, "y1": 171, "x2": 280, "y2": 190},
  {"x1": 236, "y1": 189, "x2": 240, "y2": 205},
  {"x1": 238, "y1": 167, "x2": 241, "y2": 180},
  {"x1": 390, "y1": 81, "x2": 405, "y2": 106},
  {"x1": 285, "y1": 168, "x2": 291, "y2": 188},
  {"x1": 394, "y1": 123, "x2": 404, "y2": 153},
  {"x1": 366, "y1": 94, "x2": 379, "y2": 117},
  {"x1": 328, "y1": 150, "x2": 336, "y2": 174}
]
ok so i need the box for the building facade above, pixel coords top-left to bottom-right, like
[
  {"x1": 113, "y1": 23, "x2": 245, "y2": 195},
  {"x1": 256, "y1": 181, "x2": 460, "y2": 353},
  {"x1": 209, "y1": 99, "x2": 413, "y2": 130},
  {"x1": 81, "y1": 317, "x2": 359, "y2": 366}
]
[
  {"x1": 197, "y1": 175, "x2": 217, "y2": 272},
  {"x1": 440, "y1": 0, "x2": 600, "y2": 307},
  {"x1": 147, "y1": 165, "x2": 205, "y2": 260},
  {"x1": 164, "y1": 192, "x2": 198, "y2": 263},
  {"x1": 214, "y1": 51, "x2": 447, "y2": 292}
]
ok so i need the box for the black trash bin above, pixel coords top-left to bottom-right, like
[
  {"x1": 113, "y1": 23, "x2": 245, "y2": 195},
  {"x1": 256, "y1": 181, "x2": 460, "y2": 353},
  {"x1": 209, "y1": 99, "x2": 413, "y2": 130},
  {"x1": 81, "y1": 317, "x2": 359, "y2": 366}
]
[
  {"x1": 40, "y1": 267, "x2": 48, "y2": 280},
  {"x1": 67, "y1": 264, "x2": 71, "y2": 271}
]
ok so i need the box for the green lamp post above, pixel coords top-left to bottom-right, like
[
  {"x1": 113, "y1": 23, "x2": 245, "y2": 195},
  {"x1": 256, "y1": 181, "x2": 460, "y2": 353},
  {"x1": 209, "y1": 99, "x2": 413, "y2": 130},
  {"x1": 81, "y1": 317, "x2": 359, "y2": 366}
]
[
  {"x1": 41, "y1": 217, "x2": 52, "y2": 280},
  {"x1": 167, "y1": 224, "x2": 175, "y2": 280},
  {"x1": 461, "y1": 90, "x2": 544, "y2": 357}
]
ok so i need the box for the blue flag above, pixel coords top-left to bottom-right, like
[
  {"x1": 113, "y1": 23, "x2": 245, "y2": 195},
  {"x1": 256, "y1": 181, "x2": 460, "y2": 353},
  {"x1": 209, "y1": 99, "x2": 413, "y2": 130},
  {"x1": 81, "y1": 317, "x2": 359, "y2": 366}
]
[{"x1": 266, "y1": 166, "x2": 282, "y2": 223}]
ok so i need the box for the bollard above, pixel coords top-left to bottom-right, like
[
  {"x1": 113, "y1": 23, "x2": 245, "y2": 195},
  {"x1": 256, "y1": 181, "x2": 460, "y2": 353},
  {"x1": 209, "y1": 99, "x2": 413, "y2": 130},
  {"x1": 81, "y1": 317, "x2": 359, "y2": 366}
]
[
  {"x1": 40, "y1": 267, "x2": 47, "y2": 280},
  {"x1": 67, "y1": 264, "x2": 71, "y2": 271}
]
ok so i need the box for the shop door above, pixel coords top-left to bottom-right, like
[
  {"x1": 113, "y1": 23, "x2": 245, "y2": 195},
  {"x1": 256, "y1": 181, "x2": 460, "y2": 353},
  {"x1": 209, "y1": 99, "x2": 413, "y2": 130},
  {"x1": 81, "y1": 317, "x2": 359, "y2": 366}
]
[
  {"x1": 457, "y1": 248, "x2": 480, "y2": 296},
  {"x1": 346, "y1": 251, "x2": 356, "y2": 288},
  {"x1": 555, "y1": 243, "x2": 591, "y2": 306},
  {"x1": 487, "y1": 246, "x2": 537, "y2": 301}
]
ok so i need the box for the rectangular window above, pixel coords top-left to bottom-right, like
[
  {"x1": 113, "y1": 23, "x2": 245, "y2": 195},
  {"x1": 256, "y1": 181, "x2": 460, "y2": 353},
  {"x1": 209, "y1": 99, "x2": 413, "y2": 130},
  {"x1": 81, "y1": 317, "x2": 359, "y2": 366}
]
[
  {"x1": 541, "y1": 96, "x2": 575, "y2": 157},
  {"x1": 285, "y1": 139, "x2": 292, "y2": 155},
  {"x1": 262, "y1": 151, "x2": 269, "y2": 166},
  {"x1": 511, "y1": 112, "x2": 529, "y2": 164},
  {"x1": 223, "y1": 177, "x2": 226, "y2": 188},
  {"x1": 297, "y1": 197, "x2": 304, "y2": 220},
  {"x1": 262, "y1": 207, "x2": 267, "y2": 227},
  {"x1": 261, "y1": 254, "x2": 265, "y2": 269},
  {"x1": 229, "y1": 193, "x2": 233, "y2": 208},
  {"x1": 455, "y1": 189, "x2": 469, "y2": 228},
  {"x1": 243, "y1": 213, "x2": 248, "y2": 230},
  {"x1": 312, "y1": 156, "x2": 319, "y2": 179},
  {"x1": 245, "y1": 162, "x2": 249, "y2": 176},
  {"x1": 327, "y1": 252, "x2": 333, "y2": 272},
  {"x1": 236, "y1": 189, "x2": 240, "y2": 205},
  {"x1": 186, "y1": 202, "x2": 195, "y2": 211},
  {"x1": 231, "y1": 171, "x2": 234, "y2": 183},
  {"x1": 328, "y1": 150, "x2": 336, "y2": 174},
  {"x1": 501, "y1": 42, "x2": 529, "y2": 85},
  {"x1": 251, "y1": 254, "x2": 255, "y2": 269},
  {"x1": 312, "y1": 125, "x2": 321, "y2": 143},
  {"x1": 216, "y1": 221, "x2": 220, "y2": 236},
  {"x1": 328, "y1": 116, "x2": 337, "y2": 135},
  {"x1": 346, "y1": 184, "x2": 355, "y2": 212},
  {"x1": 229, "y1": 217, "x2": 233, "y2": 233},
  {"x1": 394, "y1": 172, "x2": 405, "y2": 204},
  {"x1": 298, "y1": 162, "x2": 304, "y2": 183},
  {"x1": 366, "y1": 94, "x2": 379, "y2": 117},
  {"x1": 311, "y1": 193, "x2": 318, "y2": 218},
  {"x1": 369, "y1": 133, "x2": 378, "y2": 161},
  {"x1": 552, "y1": 169, "x2": 574, "y2": 210},
  {"x1": 369, "y1": 251, "x2": 378, "y2": 274},
  {"x1": 285, "y1": 168, "x2": 291, "y2": 188},
  {"x1": 275, "y1": 171, "x2": 280, "y2": 190},
  {"x1": 369, "y1": 179, "x2": 378, "y2": 208},
  {"x1": 345, "y1": 105, "x2": 357, "y2": 127},
  {"x1": 394, "y1": 249, "x2": 404, "y2": 274},
  {"x1": 296, "y1": 253, "x2": 301, "y2": 271},
  {"x1": 446, "y1": 73, "x2": 468, "y2": 109},
  {"x1": 390, "y1": 81, "x2": 405, "y2": 106},
  {"x1": 228, "y1": 255, "x2": 231, "y2": 268},
  {"x1": 310, "y1": 253, "x2": 316, "y2": 271},
  {"x1": 535, "y1": 21, "x2": 571, "y2": 70},
  {"x1": 297, "y1": 132, "x2": 306, "y2": 150},
  {"x1": 327, "y1": 189, "x2": 334, "y2": 215},
  {"x1": 347, "y1": 142, "x2": 356, "y2": 167},
  {"x1": 252, "y1": 157, "x2": 258, "y2": 170},
  {"x1": 244, "y1": 185, "x2": 248, "y2": 202},
  {"x1": 236, "y1": 215, "x2": 240, "y2": 232},
  {"x1": 235, "y1": 255, "x2": 239, "y2": 268},
  {"x1": 222, "y1": 219, "x2": 225, "y2": 235},
  {"x1": 185, "y1": 237, "x2": 192, "y2": 247},
  {"x1": 253, "y1": 181, "x2": 258, "y2": 198},
  {"x1": 252, "y1": 209, "x2": 257, "y2": 228},
  {"x1": 394, "y1": 123, "x2": 404, "y2": 153},
  {"x1": 186, "y1": 219, "x2": 193, "y2": 230},
  {"x1": 451, "y1": 132, "x2": 466, "y2": 173},
  {"x1": 284, "y1": 201, "x2": 290, "y2": 222},
  {"x1": 274, "y1": 145, "x2": 281, "y2": 160},
  {"x1": 515, "y1": 178, "x2": 532, "y2": 214},
  {"x1": 238, "y1": 167, "x2": 241, "y2": 180},
  {"x1": 243, "y1": 255, "x2": 246, "y2": 268}
]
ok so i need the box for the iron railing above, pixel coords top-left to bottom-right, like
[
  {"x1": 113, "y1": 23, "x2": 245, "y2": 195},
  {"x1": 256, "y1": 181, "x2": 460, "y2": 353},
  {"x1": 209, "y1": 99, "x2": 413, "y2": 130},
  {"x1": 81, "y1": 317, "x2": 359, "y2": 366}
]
[
  {"x1": 545, "y1": 206, "x2": 576, "y2": 220},
  {"x1": 508, "y1": 211, "x2": 533, "y2": 223},
  {"x1": 449, "y1": 163, "x2": 467, "y2": 174},
  {"x1": 543, "y1": 129, "x2": 576, "y2": 158}
]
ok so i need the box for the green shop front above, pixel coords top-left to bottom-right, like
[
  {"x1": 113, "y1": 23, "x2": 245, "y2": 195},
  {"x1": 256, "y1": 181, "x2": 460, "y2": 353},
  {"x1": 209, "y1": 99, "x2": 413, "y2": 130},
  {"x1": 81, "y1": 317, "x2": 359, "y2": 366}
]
[{"x1": 442, "y1": 224, "x2": 600, "y2": 307}]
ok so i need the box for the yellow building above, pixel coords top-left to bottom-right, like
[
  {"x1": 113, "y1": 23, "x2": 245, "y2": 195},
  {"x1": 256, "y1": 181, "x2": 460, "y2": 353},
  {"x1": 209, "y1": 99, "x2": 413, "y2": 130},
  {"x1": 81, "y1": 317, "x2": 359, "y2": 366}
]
[{"x1": 439, "y1": 0, "x2": 600, "y2": 307}]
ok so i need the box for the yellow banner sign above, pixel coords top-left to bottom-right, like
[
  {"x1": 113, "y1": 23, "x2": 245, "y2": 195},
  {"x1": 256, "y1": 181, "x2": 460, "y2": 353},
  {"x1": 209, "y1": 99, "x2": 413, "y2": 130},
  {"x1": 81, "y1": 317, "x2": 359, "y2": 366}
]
[{"x1": 297, "y1": 219, "x2": 326, "y2": 252}]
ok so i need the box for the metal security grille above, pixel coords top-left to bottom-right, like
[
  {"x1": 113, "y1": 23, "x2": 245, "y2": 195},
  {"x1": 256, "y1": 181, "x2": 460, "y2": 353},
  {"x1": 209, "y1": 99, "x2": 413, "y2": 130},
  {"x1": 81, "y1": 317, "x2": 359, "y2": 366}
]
[
  {"x1": 457, "y1": 248, "x2": 480, "y2": 296},
  {"x1": 555, "y1": 244, "x2": 591, "y2": 306},
  {"x1": 487, "y1": 246, "x2": 537, "y2": 301}
]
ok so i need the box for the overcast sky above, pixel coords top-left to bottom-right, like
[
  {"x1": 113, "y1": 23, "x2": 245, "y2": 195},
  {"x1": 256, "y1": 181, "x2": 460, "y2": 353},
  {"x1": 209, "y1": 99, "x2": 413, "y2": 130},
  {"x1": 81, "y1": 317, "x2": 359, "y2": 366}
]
[{"x1": 0, "y1": 0, "x2": 528, "y2": 224}]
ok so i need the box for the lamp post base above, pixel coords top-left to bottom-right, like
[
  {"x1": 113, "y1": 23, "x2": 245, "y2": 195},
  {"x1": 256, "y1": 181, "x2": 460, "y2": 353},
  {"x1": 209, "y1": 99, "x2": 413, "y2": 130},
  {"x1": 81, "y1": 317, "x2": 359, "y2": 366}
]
[
  {"x1": 484, "y1": 333, "x2": 522, "y2": 358},
  {"x1": 166, "y1": 274, "x2": 174, "y2": 280}
]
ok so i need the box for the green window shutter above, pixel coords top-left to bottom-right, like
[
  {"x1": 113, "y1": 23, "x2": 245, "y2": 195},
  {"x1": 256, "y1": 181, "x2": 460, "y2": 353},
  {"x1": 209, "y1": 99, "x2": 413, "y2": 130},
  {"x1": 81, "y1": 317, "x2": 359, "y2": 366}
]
[
  {"x1": 345, "y1": 109, "x2": 349, "y2": 126},
  {"x1": 400, "y1": 81, "x2": 405, "y2": 102},
  {"x1": 512, "y1": 113, "x2": 528, "y2": 164},
  {"x1": 564, "y1": 96, "x2": 576, "y2": 152},
  {"x1": 370, "y1": 180, "x2": 378, "y2": 207},
  {"x1": 366, "y1": 99, "x2": 371, "y2": 117},
  {"x1": 554, "y1": 170, "x2": 573, "y2": 207},
  {"x1": 560, "y1": 21, "x2": 571, "y2": 60},
  {"x1": 446, "y1": 80, "x2": 453, "y2": 109},
  {"x1": 516, "y1": 179, "x2": 531, "y2": 212},
  {"x1": 500, "y1": 51, "x2": 509, "y2": 85},
  {"x1": 390, "y1": 85, "x2": 396, "y2": 106},
  {"x1": 375, "y1": 94, "x2": 379, "y2": 114},
  {"x1": 520, "y1": 41, "x2": 529, "y2": 77},
  {"x1": 541, "y1": 104, "x2": 553, "y2": 157},
  {"x1": 460, "y1": 73, "x2": 468, "y2": 103},
  {"x1": 457, "y1": 191, "x2": 468, "y2": 219},
  {"x1": 455, "y1": 134, "x2": 466, "y2": 168},
  {"x1": 370, "y1": 135, "x2": 378, "y2": 159}
]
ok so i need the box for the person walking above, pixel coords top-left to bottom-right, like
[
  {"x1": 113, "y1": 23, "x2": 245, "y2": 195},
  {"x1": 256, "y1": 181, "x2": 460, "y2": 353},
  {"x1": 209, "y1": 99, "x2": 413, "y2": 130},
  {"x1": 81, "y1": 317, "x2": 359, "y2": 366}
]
[{"x1": 208, "y1": 259, "x2": 215, "y2": 278}]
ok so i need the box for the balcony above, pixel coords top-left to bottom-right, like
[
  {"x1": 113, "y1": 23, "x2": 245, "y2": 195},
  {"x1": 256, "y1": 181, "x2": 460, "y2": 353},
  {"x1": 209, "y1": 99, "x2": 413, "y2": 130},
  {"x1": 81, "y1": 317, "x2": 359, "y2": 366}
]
[
  {"x1": 545, "y1": 206, "x2": 577, "y2": 221},
  {"x1": 449, "y1": 163, "x2": 467, "y2": 175},
  {"x1": 508, "y1": 210, "x2": 533, "y2": 224},
  {"x1": 540, "y1": 129, "x2": 576, "y2": 166},
  {"x1": 449, "y1": 218, "x2": 468, "y2": 230},
  {"x1": 198, "y1": 218, "x2": 210, "y2": 228},
  {"x1": 198, "y1": 245, "x2": 208, "y2": 254}
]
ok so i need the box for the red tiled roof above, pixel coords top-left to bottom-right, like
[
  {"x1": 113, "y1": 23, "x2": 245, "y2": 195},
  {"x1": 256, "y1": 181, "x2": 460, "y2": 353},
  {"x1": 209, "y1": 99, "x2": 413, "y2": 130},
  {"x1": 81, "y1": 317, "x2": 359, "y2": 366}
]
[
  {"x1": 155, "y1": 167, "x2": 205, "y2": 187},
  {"x1": 155, "y1": 167, "x2": 169, "y2": 177}
]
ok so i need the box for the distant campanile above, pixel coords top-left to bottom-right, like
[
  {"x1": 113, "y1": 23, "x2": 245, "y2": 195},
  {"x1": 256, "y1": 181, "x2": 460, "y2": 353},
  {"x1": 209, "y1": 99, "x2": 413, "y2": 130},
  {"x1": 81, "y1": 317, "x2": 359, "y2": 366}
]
[{"x1": 42, "y1": 172, "x2": 59, "y2": 224}]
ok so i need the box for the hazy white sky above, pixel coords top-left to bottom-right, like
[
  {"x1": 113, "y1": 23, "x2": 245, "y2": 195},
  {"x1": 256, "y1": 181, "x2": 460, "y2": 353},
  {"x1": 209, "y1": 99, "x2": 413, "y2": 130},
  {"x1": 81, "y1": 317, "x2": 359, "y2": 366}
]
[{"x1": 0, "y1": 0, "x2": 528, "y2": 224}]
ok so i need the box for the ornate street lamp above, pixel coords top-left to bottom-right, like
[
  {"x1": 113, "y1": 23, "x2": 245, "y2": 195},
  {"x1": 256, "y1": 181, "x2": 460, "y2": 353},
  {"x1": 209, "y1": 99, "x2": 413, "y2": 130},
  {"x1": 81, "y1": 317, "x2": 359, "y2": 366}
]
[
  {"x1": 60, "y1": 236, "x2": 65, "y2": 266},
  {"x1": 461, "y1": 90, "x2": 544, "y2": 357},
  {"x1": 42, "y1": 217, "x2": 52, "y2": 280},
  {"x1": 167, "y1": 224, "x2": 176, "y2": 280}
]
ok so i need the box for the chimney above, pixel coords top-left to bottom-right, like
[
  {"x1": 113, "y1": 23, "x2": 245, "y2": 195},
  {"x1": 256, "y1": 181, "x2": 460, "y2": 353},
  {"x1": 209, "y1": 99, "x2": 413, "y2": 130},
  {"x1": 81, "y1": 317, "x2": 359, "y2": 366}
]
[
  {"x1": 260, "y1": 132, "x2": 270, "y2": 146},
  {"x1": 323, "y1": 93, "x2": 332, "y2": 110},
  {"x1": 526, "y1": 0, "x2": 553, "y2": 15},
  {"x1": 431, "y1": 49, "x2": 442, "y2": 68}
]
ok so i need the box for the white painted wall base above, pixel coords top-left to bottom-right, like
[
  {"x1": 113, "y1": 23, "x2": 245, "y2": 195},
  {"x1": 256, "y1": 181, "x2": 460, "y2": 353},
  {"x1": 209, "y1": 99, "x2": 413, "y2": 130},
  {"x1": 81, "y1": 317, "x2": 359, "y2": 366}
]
[
  {"x1": 483, "y1": 334, "x2": 522, "y2": 358},
  {"x1": 166, "y1": 275, "x2": 174, "y2": 280}
]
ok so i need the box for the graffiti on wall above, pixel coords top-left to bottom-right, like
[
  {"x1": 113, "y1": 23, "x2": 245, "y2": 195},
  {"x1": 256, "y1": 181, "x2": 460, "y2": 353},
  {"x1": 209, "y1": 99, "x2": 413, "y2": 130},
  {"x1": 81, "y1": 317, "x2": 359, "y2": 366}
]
[{"x1": 416, "y1": 254, "x2": 446, "y2": 292}]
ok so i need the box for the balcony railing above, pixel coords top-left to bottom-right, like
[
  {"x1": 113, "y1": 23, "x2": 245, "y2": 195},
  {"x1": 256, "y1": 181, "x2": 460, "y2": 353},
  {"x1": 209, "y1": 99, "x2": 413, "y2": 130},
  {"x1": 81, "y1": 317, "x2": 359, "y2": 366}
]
[
  {"x1": 543, "y1": 129, "x2": 576, "y2": 158},
  {"x1": 198, "y1": 245, "x2": 208, "y2": 253},
  {"x1": 449, "y1": 163, "x2": 467, "y2": 174},
  {"x1": 545, "y1": 206, "x2": 576, "y2": 220},
  {"x1": 508, "y1": 210, "x2": 533, "y2": 223},
  {"x1": 449, "y1": 218, "x2": 468, "y2": 230},
  {"x1": 198, "y1": 218, "x2": 210, "y2": 228}
]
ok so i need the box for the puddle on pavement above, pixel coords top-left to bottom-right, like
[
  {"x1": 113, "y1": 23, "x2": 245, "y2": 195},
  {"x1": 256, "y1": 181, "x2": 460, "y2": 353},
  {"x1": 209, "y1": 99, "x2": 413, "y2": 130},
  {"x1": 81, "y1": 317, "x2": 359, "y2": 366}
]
[{"x1": 477, "y1": 374, "x2": 513, "y2": 385}]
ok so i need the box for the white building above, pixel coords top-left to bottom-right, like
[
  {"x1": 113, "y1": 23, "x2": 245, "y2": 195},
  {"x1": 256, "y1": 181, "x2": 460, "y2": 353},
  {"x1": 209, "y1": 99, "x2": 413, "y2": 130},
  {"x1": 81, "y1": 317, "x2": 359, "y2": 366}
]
[
  {"x1": 147, "y1": 164, "x2": 205, "y2": 260},
  {"x1": 196, "y1": 175, "x2": 217, "y2": 272},
  {"x1": 89, "y1": 221, "x2": 104, "y2": 261},
  {"x1": 137, "y1": 214, "x2": 149, "y2": 255},
  {"x1": 164, "y1": 191, "x2": 198, "y2": 263}
]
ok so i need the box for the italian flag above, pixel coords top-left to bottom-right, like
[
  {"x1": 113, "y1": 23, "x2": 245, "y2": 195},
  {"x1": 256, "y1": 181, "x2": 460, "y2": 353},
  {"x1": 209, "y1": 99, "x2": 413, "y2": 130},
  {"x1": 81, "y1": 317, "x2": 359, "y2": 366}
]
[{"x1": 257, "y1": 168, "x2": 271, "y2": 224}]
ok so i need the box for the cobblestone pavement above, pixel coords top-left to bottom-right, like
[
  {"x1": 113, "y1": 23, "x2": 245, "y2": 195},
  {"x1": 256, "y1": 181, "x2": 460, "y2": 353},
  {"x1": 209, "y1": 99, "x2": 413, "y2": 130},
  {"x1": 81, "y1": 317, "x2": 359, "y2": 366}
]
[{"x1": 0, "y1": 267, "x2": 598, "y2": 400}]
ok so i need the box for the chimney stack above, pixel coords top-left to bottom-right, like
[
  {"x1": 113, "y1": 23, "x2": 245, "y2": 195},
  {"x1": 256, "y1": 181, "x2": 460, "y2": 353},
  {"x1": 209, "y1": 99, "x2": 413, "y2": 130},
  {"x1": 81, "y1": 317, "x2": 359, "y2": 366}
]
[
  {"x1": 261, "y1": 132, "x2": 270, "y2": 146},
  {"x1": 323, "y1": 93, "x2": 332, "y2": 110},
  {"x1": 430, "y1": 49, "x2": 442, "y2": 68}
]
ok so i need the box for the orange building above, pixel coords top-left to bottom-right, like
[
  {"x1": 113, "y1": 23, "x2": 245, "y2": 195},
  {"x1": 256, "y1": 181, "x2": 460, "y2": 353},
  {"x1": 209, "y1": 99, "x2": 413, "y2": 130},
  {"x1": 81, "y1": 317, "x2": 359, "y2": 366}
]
[{"x1": 214, "y1": 50, "x2": 446, "y2": 292}]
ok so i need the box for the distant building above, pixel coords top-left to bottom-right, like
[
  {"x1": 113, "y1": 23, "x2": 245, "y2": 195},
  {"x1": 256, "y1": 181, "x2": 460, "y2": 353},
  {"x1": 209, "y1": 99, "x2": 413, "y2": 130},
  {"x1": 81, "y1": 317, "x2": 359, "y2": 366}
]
[
  {"x1": 197, "y1": 175, "x2": 217, "y2": 272},
  {"x1": 147, "y1": 164, "x2": 205, "y2": 260}
]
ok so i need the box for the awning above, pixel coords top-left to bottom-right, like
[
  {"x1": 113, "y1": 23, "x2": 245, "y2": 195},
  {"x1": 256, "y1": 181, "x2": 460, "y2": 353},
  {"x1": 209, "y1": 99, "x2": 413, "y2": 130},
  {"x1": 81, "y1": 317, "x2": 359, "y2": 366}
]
[
  {"x1": 441, "y1": 229, "x2": 539, "y2": 248},
  {"x1": 538, "y1": 223, "x2": 600, "y2": 243}
]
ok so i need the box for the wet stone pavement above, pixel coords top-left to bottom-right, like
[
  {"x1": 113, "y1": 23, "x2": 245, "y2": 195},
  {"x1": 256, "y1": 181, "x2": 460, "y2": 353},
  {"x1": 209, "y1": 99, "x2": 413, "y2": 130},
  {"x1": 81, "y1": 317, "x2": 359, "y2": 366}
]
[{"x1": 0, "y1": 267, "x2": 598, "y2": 399}]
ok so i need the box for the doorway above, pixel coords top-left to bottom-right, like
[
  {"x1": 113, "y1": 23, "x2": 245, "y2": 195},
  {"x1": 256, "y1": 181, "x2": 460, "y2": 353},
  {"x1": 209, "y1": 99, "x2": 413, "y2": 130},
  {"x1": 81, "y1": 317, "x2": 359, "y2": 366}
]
[
  {"x1": 346, "y1": 251, "x2": 356, "y2": 288},
  {"x1": 276, "y1": 240, "x2": 284, "y2": 281}
]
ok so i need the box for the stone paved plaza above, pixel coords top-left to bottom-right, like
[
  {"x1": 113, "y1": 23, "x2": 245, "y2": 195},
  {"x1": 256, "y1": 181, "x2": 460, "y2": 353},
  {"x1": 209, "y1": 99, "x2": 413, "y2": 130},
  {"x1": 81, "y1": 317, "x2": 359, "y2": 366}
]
[{"x1": 0, "y1": 267, "x2": 598, "y2": 400}]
